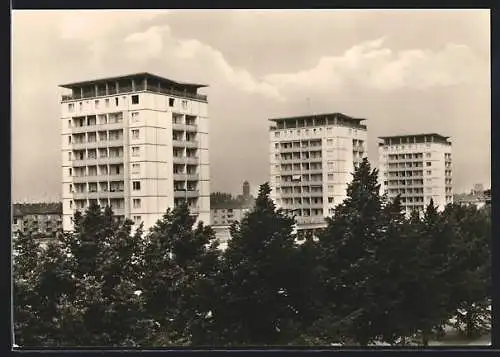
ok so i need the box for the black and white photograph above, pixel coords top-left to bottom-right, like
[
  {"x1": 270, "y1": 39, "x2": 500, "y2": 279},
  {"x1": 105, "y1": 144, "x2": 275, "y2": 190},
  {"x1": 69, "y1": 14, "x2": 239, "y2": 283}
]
[{"x1": 12, "y1": 9, "x2": 491, "y2": 348}]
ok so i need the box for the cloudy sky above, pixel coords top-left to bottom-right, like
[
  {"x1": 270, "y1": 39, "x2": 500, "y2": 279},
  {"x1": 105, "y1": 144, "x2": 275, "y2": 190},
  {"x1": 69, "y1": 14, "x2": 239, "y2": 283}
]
[{"x1": 12, "y1": 9, "x2": 490, "y2": 201}]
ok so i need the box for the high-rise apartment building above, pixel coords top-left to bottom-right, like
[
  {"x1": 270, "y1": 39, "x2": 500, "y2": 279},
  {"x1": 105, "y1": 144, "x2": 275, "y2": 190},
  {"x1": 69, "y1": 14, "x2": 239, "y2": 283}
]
[
  {"x1": 60, "y1": 73, "x2": 210, "y2": 231},
  {"x1": 378, "y1": 133, "x2": 452, "y2": 214},
  {"x1": 269, "y1": 113, "x2": 368, "y2": 232}
]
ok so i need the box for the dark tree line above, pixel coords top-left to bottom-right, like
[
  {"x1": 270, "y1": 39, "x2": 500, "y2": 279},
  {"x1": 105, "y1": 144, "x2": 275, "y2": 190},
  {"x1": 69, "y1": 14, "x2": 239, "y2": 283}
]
[{"x1": 14, "y1": 159, "x2": 490, "y2": 347}]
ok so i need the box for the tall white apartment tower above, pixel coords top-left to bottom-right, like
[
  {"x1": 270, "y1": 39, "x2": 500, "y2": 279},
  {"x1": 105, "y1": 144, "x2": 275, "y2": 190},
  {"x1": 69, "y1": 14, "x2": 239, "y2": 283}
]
[
  {"x1": 378, "y1": 133, "x2": 453, "y2": 214},
  {"x1": 269, "y1": 113, "x2": 368, "y2": 233},
  {"x1": 60, "y1": 73, "x2": 210, "y2": 231}
]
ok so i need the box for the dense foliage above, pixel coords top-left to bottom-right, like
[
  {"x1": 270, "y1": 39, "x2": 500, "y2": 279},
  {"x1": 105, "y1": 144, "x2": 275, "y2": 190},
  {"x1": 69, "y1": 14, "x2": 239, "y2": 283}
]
[{"x1": 14, "y1": 159, "x2": 490, "y2": 347}]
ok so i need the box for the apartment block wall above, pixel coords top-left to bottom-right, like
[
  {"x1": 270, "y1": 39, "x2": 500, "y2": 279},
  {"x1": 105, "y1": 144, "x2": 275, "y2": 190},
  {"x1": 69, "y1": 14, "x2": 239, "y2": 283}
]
[
  {"x1": 378, "y1": 138, "x2": 452, "y2": 214},
  {"x1": 270, "y1": 121, "x2": 367, "y2": 230},
  {"x1": 61, "y1": 87, "x2": 210, "y2": 231}
]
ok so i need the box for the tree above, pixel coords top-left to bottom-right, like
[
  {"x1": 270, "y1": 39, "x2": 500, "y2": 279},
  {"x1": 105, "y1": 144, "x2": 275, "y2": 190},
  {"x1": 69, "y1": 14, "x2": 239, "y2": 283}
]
[
  {"x1": 140, "y1": 203, "x2": 221, "y2": 346},
  {"x1": 316, "y1": 158, "x2": 385, "y2": 346},
  {"x1": 403, "y1": 200, "x2": 457, "y2": 346},
  {"x1": 371, "y1": 195, "x2": 420, "y2": 345},
  {"x1": 442, "y1": 203, "x2": 491, "y2": 338},
  {"x1": 212, "y1": 183, "x2": 299, "y2": 346},
  {"x1": 17, "y1": 203, "x2": 153, "y2": 346},
  {"x1": 13, "y1": 231, "x2": 44, "y2": 346}
]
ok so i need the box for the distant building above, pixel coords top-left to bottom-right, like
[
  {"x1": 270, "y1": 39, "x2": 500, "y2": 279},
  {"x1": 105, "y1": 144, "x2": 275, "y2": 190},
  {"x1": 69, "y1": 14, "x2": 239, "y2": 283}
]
[
  {"x1": 269, "y1": 112, "x2": 368, "y2": 234},
  {"x1": 210, "y1": 195, "x2": 255, "y2": 250},
  {"x1": 243, "y1": 181, "x2": 250, "y2": 199},
  {"x1": 454, "y1": 187, "x2": 490, "y2": 209},
  {"x1": 378, "y1": 133, "x2": 453, "y2": 214},
  {"x1": 59, "y1": 72, "x2": 210, "y2": 232},
  {"x1": 473, "y1": 183, "x2": 485, "y2": 195},
  {"x1": 12, "y1": 203, "x2": 63, "y2": 244}
]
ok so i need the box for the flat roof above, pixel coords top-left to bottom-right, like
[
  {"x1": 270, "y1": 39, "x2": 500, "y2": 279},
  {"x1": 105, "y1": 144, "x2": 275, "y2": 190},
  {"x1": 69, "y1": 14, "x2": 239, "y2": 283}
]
[
  {"x1": 13, "y1": 203, "x2": 62, "y2": 217},
  {"x1": 268, "y1": 112, "x2": 366, "y2": 123},
  {"x1": 59, "y1": 72, "x2": 208, "y2": 89},
  {"x1": 378, "y1": 133, "x2": 450, "y2": 140}
]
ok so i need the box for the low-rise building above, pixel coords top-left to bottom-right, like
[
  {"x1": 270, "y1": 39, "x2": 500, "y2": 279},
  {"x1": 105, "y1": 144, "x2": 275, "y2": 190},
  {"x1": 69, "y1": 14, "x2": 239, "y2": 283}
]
[
  {"x1": 453, "y1": 187, "x2": 490, "y2": 209},
  {"x1": 12, "y1": 203, "x2": 63, "y2": 244}
]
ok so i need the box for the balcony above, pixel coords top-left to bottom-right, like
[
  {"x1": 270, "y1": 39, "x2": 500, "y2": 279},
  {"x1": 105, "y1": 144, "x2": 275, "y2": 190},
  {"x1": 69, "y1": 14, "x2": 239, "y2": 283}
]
[
  {"x1": 173, "y1": 173, "x2": 199, "y2": 181},
  {"x1": 107, "y1": 190, "x2": 125, "y2": 198},
  {"x1": 172, "y1": 140, "x2": 185, "y2": 148},
  {"x1": 70, "y1": 122, "x2": 123, "y2": 134},
  {"x1": 173, "y1": 156, "x2": 199, "y2": 165},
  {"x1": 172, "y1": 123, "x2": 198, "y2": 132},
  {"x1": 296, "y1": 216, "x2": 326, "y2": 225},
  {"x1": 185, "y1": 140, "x2": 198, "y2": 149},
  {"x1": 305, "y1": 169, "x2": 323, "y2": 175},
  {"x1": 174, "y1": 190, "x2": 199, "y2": 198},
  {"x1": 107, "y1": 156, "x2": 124, "y2": 164},
  {"x1": 71, "y1": 141, "x2": 89, "y2": 150},
  {"x1": 107, "y1": 139, "x2": 124, "y2": 148},
  {"x1": 72, "y1": 174, "x2": 124, "y2": 183},
  {"x1": 110, "y1": 208, "x2": 125, "y2": 216},
  {"x1": 278, "y1": 147, "x2": 301, "y2": 153},
  {"x1": 72, "y1": 159, "x2": 99, "y2": 167}
]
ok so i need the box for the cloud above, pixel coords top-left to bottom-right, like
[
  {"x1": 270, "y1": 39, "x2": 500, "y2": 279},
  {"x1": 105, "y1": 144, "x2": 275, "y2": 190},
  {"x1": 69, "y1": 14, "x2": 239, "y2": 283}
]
[
  {"x1": 122, "y1": 25, "x2": 285, "y2": 101},
  {"x1": 263, "y1": 37, "x2": 484, "y2": 92},
  {"x1": 58, "y1": 10, "x2": 163, "y2": 41}
]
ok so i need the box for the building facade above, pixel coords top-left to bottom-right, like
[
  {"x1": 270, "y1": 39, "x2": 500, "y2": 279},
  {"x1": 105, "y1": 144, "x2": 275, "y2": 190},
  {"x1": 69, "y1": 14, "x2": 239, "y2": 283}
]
[
  {"x1": 453, "y1": 185, "x2": 490, "y2": 209},
  {"x1": 378, "y1": 133, "x2": 453, "y2": 214},
  {"x1": 269, "y1": 113, "x2": 368, "y2": 231},
  {"x1": 60, "y1": 73, "x2": 210, "y2": 231},
  {"x1": 12, "y1": 203, "x2": 63, "y2": 241}
]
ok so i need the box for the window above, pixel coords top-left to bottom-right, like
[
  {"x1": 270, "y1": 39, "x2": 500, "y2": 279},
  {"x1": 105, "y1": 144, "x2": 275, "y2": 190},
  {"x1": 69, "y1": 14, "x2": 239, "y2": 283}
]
[
  {"x1": 69, "y1": 184, "x2": 73, "y2": 193},
  {"x1": 327, "y1": 173, "x2": 334, "y2": 181},
  {"x1": 132, "y1": 147, "x2": 140, "y2": 157},
  {"x1": 131, "y1": 95, "x2": 139, "y2": 104},
  {"x1": 426, "y1": 170, "x2": 432, "y2": 175},
  {"x1": 133, "y1": 216, "x2": 141, "y2": 224},
  {"x1": 327, "y1": 161, "x2": 334, "y2": 169},
  {"x1": 133, "y1": 181, "x2": 141, "y2": 191},
  {"x1": 115, "y1": 97, "x2": 119, "y2": 106},
  {"x1": 275, "y1": 132, "x2": 280, "y2": 138},
  {"x1": 68, "y1": 152, "x2": 72, "y2": 161},
  {"x1": 79, "y1": 102, "x2": 83, "y2": 110},
  {"x1": 133, "y1": 199, "x2": 141, "y2": 208},
  {"x1": 105, "y1": 98, "x2": 110, "y2": 107},
  {"x1": 327, "y1": 139, "x2": 333, "y2": 146},
  {"x1": 132, "y1": 163, "x2": 140, "y2": 174},
  {"x1": 69, "y1": 168, "x2": 72, "y2": 176},
  {"x1": 69, "y1": 200, "x2": 73, "y2": 208},
  {"x1": 68, "y1": 136, "x2": 72, "y2": 144},
  {"x1": 426, "y1": 162, "x2": 432, "y2": 167},
  {"x1": 169, "y1": 98, "x2": 175, "y2": 107},
  {"x1": 68, "y1": 103, "x2": 75, "y2": 112},
  {"x1": 131, "y1": 112, "x2": 139, "y2": 122},
  {"x1": 95, "y1": 100, "x2": 100, "y2": 109},
  {"x1": 328, "y1": 185, "x2": 334, "y2": 192},
  {"x1": 275, "y1": 143, "x2": 279, "y2": 149},
  {"x1": 328, "y1": 197, "x2": 334, "y2": 203},
  {"x1": 131, "y1": 129, "x2": 139, "y2": 139},
  {"x1": 182, "y1": 100, "x2": 188, "y2": 109},
  {"x1": 426, "y1": 152, "x2": 431, "y2": 158},
  {"x1": 13, "y1": 218, "x2": 18, "y2": 225}
]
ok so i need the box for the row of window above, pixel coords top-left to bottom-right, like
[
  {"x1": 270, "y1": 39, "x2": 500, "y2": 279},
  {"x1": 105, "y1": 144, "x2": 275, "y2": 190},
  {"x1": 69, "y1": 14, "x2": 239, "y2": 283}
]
[
  {"x1": 274, "y1": 127, "x2": 362, "y2": 138},
  {"x1": 68, "y1": 95, "x2": 140, "y2": 113},
  {"x1": 68, "y1": 95, "x2": 190, "y2": 113},
  {"x1": 68, "y1": 180, "x2": 141, "y2": 193},
  {"x1": 382, "y1": 143, "x2": 433, "y2": 151},
  {"x1": 68, "y1": 198, "x2": 142, "y2": 209}
]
